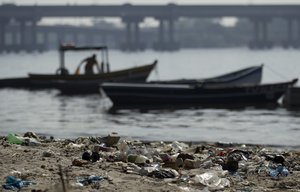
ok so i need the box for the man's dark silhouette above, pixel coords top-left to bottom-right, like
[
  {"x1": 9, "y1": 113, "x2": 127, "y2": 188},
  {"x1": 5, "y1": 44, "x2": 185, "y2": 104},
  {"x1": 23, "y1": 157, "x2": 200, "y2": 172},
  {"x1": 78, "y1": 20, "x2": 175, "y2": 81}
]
[{"x1": 80, "y1": 54, "x2": 100, "y2": 75}]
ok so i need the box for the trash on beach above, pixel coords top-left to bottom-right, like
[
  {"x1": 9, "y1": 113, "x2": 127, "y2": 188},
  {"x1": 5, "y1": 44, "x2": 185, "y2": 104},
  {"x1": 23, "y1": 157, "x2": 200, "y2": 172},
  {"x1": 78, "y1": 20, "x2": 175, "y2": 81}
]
[
  {"x1": 222, "y1": 149, "x2": 250, "y2": 173},
  {"x1": 170, "y1": 141, "x2": 188, "y2": 152},
  {"x1": 76, "y1": 175, "x2": 105, "y2": 186},
  {"x1": 147, "y1": 168, "x2": 179, "y2": 179},
  {"x1": 269, "y1": 165, "x2": 289, "y2": 179},
  {"x1": 91, "y1": 151, "x2": 100, "y2": 162},
  {"x1": 124, "y1": 162, "x2": 142, "y2": 174},
  {"x1": 82, "y1": 151, "x2": 91, "y2": 161},
  {"x1": 265, "y1": 154, "x2": 285, "y2": 164},
  {"x1": 66, "y1": 143, "x2": 85, "y2": 149},
  {"x1": 2, "y1": 133, "x2": 300, "y2": 191},
  {"x1": 183, "y1": 159, "x2": 202, "y2": 169},
  {"x1": 139, "y1": 164, "x2": 160, "y2": 176},
  {"x1": 6, "y1": 133, "x2": 41, "y2": 146},
  {"x1": 101, "y1": 132, "x2": 120, "y2": 147},
  {"x1": 2, "y1": 175, "x2": 35, "y2": 191},
  {"x1": 6, "y1": 134, "x2": 24, "y2": 145},
  {"x1": 81, "y1": 151, "x2": 101, "y2": 162},
  {"x1": 117, "y1": 140, "x2": 129, "y2": 160},
  {"x1": 193, "y1": 171, "x2": 230, "y2": 190},
  {"x1": 128, "y1": 154, "x2": 150, "y2": 165},
  {"x1": 94, "y1": 144, "x2": 115, "y2": 152},
  {"x1": 23, "y1": 132, "x2": 39, "y2": 140},
  {"x1": 72, "y1": 159, "x2": 89, "y2": 167},
  {"x1": 24, "y1": 138, "x2": 41, "y2": 146},
  {"x1": 179, "y1": 174, "x2": 190, "y2": 182}
]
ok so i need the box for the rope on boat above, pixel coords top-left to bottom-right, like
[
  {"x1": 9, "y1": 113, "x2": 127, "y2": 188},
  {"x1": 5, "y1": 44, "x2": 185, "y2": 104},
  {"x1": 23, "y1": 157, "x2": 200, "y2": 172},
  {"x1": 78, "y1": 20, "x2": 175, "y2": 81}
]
[
  {"x1": 264, "y1": 64, "x2": 290, "y2": 81},
  {"x1": 153, "y1": 63, "x2": 160, "y2": 81}
]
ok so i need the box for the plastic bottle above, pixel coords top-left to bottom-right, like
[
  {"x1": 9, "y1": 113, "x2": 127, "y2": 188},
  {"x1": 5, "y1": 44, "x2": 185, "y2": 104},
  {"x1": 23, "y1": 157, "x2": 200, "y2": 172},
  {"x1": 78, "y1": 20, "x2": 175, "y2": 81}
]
[
  {"x1": 117, "y1": 140, "x2": 129, "y2": 156},
  {"x1": 139, "y1": 164, "x2": 160, "y2": 176},
  {"x1": 135, "y1": 155, "x2": 150, "y2": 164},
  {"x1": 127, "y1": 154, "x2": 138, "y2": 163},
  {"x1": 7, "y1": 134, "x2": 24, "y2": 145},
  {"x1": 171, "y1": 141, "x2": 188, "y2": 152}
]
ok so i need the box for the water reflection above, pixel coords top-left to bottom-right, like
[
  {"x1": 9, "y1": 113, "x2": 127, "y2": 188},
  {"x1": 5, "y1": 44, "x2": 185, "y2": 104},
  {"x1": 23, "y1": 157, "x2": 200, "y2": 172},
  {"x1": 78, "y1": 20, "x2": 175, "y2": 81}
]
[{"x1": 0, "y1": 87, "x2": 300, "y2": 146}]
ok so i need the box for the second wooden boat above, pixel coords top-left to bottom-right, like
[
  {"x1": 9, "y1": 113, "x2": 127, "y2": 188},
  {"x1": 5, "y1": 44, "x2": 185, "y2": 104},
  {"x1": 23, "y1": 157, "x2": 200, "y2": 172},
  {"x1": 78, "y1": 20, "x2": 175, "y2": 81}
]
[
  {"x1": 150, "y1": 64, "x2": 263, "y2": 86},
  {"x1": 101, "y1": 78, "x2": 298, "y2": 109}
]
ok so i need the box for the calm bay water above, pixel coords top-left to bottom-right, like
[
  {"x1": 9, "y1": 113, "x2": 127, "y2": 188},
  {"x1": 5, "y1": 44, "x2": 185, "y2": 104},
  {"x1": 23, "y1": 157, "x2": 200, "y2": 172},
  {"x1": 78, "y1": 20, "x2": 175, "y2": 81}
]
[{"x1": 0, "y1": 48, "x2": 300, "y2": 147}]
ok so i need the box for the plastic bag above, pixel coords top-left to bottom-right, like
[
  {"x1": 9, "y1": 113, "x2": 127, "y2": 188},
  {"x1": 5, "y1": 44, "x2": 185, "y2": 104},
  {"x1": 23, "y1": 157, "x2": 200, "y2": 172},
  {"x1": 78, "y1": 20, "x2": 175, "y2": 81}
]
[{"x1": 193, "y1": 171, "x2": 230, "y2": 190}]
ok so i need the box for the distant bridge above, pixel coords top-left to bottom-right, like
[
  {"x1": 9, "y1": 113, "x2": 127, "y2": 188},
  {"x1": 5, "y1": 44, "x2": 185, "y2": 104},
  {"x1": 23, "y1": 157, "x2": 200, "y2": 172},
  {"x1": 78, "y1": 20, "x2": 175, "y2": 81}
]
[{"x1": 0, "y1": 3, "x2": 300, "y2": 52}]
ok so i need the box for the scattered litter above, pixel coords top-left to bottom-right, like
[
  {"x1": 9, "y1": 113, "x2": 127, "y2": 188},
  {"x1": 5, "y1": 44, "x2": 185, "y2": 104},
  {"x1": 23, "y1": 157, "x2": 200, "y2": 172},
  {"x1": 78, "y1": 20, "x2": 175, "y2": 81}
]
[
  {"x1": 269, "y1": 165, "x2": 289, "y2": 178},
  {"x1": 193, "y1": 171, "x2": 230, "y2": 190},
  {"x1": 1, "y1": 132, "x2": 300, "y2": 191},
  {"x1": 76, "y1": 175, "x2": 105, "y2": 186},
  {"x1": 6, "y1": 134, "x2": 24, "y2": 145},
  {"x1": 2, "y1": 176, "x2": 35, "y2": 191},
  {"x1": 147, "y1": 169, "x2": 179, "y2": 179}
]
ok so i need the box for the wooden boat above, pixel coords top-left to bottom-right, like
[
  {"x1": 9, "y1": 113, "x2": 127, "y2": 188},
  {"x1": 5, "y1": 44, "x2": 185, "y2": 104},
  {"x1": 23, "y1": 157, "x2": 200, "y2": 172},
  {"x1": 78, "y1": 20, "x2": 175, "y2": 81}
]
[
  {"x1": 55, "y1": 63, "x2": 157, "y2": 94},
  {"x1": 0, "y1": 77, "x2": 32, "y2": 89},
  {"x1": 150, "y1": 64, "x2": 263, "y2": 86},
  {"x1": 100, "y1": 79, "x2": 298, "y2": 109},
  {"x1": 0, "y1": 44, "x2": 157, "y2": 90}
]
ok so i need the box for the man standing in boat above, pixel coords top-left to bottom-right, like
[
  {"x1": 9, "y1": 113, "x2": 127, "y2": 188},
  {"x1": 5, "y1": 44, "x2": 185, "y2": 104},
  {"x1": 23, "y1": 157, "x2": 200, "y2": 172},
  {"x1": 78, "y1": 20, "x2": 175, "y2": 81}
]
[{"x1": 79, "y1": 54, "x2": 101, "y2": 75}]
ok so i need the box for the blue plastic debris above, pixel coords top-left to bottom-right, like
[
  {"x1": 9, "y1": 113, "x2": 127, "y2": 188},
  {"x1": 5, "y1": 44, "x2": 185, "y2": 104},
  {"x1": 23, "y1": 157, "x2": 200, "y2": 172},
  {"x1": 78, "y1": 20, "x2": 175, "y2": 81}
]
[
  {"x1": 2, "y1": 176, "x2": 35, "y2": 191},
  {"x1": 76, "y1": 175, "x2": 105, "y2": 186},
  {"x1": 269, "y1": 165, "x2": 289, "y2": 178}
]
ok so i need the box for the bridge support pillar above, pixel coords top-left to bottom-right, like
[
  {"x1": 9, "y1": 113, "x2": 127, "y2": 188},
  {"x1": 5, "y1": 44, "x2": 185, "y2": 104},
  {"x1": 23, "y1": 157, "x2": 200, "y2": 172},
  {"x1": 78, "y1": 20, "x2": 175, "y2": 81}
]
[
  {"x1": 287, "y1": 18, "x2": 293, "y2": 45},
  {"x1": 298, "y1": 19, "x2": 300, "y2": 48},
  {"x1": 281, "y1": 17, "x2": 300, "y2": 49},
  {"x1": 19, "y1": 19, "x2": 27, "y2": 50},
  {"x1": 249, "y1": 17, "x2": 272, "y2": 49},
  {"x1": 16, "y1": 18, "x2": 42, "y2": 52},
  {"x1": 153, "y1": 17, "x2": 179, "y2": 51},
  {"x1": 12, "y1": 27, "x2": 18, "y2": 47},
  {"x1": 0, "y1": 19, "x2": 8, "y2": 52},
  {"x1": 37, "y1": 32, "x2": 46, "y2": 52},
  {"x1": 134, "y1": 22, "x2": 141, "y2": 49},
  {"x1": 158, "y1": 18, "x2": 165, "y2": 46},
  {"x1": 5, "y1": 19, "x2": 23, "y2": 53},
  {"x1": 121, "y1": 17, "x2": 145, "y2": 51},
  {"x1": 282, "y1": 17, "x2": 297, "y2": 48},
  {"x1": 125, "y1": 21, "x2": 132, "y2": 48},
  {"x1": 253, "y1": 20, "x2": 259, "y2": 44},
  {"x1": 262, "y1": 20, "x2": 268, "y2": 45},
  {"x1": 169, "y1": 18, "x2": 174, "y2": 44},
  {"x1": 30, "y1": 20, "x2": 38, "y2": 51}
]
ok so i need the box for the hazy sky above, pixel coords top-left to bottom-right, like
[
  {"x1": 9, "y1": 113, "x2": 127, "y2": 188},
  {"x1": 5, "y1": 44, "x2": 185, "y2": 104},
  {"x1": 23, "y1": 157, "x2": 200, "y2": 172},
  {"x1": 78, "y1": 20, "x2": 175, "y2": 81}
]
[{"x1": 2, "y1": 0, "x2": 300, "y2": 5}]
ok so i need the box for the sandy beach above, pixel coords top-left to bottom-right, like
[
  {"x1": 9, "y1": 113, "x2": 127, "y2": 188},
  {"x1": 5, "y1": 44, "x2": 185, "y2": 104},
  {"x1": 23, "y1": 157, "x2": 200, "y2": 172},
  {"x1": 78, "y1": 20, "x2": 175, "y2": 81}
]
[{"x1": 1, "y1": 133, "x2": 300, "y2": 192}]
